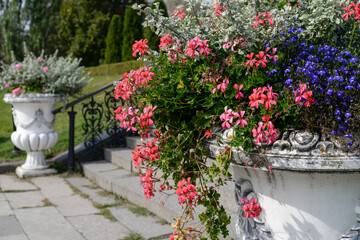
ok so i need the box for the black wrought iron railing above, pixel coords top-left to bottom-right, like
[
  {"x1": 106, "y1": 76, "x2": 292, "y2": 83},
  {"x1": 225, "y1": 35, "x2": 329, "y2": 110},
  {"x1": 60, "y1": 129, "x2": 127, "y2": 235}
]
[{"x1": 53, "y1": 78, "x2": 126, "y2": 172}]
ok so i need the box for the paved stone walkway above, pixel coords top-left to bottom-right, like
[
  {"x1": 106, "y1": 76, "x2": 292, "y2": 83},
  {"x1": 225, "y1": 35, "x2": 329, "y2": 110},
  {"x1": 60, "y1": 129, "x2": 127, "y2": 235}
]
[{"x1": 0, "y1": 174, "x2": 171, "y2": 240}]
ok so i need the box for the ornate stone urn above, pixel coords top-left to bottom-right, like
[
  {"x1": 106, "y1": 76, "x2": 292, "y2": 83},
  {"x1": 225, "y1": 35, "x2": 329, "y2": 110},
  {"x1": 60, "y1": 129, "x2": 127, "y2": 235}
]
[
  {"x1": 207, "y1": 129, "x2": 360, "y2": 240},
  {"x1": 4, "y1": 93, "x2": 61, "y2": 178}
]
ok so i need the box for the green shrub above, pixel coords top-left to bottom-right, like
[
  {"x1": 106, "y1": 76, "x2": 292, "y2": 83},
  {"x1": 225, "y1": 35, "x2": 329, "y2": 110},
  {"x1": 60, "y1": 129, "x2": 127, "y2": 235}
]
[
  {"x1": 84, "y1": 60, "x2": 143, "y2": 77},
  {"x1": 145, "y1": 0, "x2": 168, "y2": 51},
  {"x1": 122, "y1": 5, "x2": 144, "y2": 61},
  {"x1": 105, "y1": 14, "x2": 123, "y2": 64}
]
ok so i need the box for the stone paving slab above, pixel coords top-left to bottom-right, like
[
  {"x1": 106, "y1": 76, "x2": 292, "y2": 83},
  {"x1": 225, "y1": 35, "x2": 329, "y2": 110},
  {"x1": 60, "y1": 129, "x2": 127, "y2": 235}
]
[
  {"x1": 31, "y1": 176, "x2": 73, "y2": 199},
  {"x1": 0, "y1": 193, "x2": 6, "y2": 201},
  {"x1": 0, "y1": 175, "x2": 37, "y2": 192},
  {"x1": 0, "y1": 234, "x2": 29, "y2": 240},
  {"x1": 0, "y1": 200, "x2": 14, "y2": 216},
  {"x1": 109, "y1": 207, "x2": 172, "y2": 239},
  {"x1": 5, "y1": 191, "x2": 45, "y2": 209},
  {"x1": 67, "y1": 214, "x2": 131, "y2": 240},
  {"x1": 0, "y1": 216, "x2": 26, "y2": 237},
  {"x1": 52, "y1": 195, "x2": 100, "y2": 217},
  {"x1": 15, "y1": 206, "x2": 84, "y2": 240},
  {"x1": 66, "y1": 177, "x2": 116, "y2": 206}
]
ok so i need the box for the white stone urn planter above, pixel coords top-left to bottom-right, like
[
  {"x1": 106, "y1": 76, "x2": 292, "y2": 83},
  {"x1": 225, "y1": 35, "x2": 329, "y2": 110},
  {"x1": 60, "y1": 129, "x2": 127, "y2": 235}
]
[
  {"x1": 4, "y1": 93, "x2": 62, "y2": 178},
  {"x1": 207, "y1": 130, "x2": 360, "y2": 240}
]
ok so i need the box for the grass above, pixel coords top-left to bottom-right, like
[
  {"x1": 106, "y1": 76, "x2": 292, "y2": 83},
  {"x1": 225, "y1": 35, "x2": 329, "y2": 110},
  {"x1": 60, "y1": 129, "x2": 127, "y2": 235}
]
[
  {"x1": 100, "y1": 208, "x2": 117, "y2": 222},
  {"x1": 156, "y1": 219, "x2": 169, "y2": 225},
  {"x1": 0, "y1": 73, "x2": 122, "y2": 163},
  {"x1": 42, "y1": 198, "x2": 55, "y2": 207},
  {"x1": 120, "y1": 233, "x2": 145, "y2": 240},
  {"x1": 128, "y1": 205, "x2": 155, "y2": 217}
]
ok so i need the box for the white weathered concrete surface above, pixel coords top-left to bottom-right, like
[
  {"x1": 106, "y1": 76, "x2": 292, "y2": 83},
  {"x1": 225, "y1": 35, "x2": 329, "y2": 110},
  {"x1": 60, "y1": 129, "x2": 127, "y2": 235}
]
[
  {"x1": 5, "y1": 191, "x2": 45, "y2": 209},
  {"x1": 0, "y1": 201, "x2": 13, "y2": 216},
  {"x1": 0, "y1": 175, "x2": 37, "y2": 191},
  {"x1": 0, "y1": 234, "x2": 29, "y2": 240},
  {"x1": 67, "y1": 214, "x2": 131, "y2": 240},
  {"x1": 231, "y1": 164, "x2": 360, "y2": 240},
  {"x1": 15, "y1": 206, "x2": 84, "y2": 240},
  {"x1": 109, "y1": 207, "x2": 172, "y2": 239},
  {"x1": 0, "y1": 216, "x2": 25, "y2": 237},
  {"x1": 32, "y1": 176, "x2": 73, "y2": 199},
  {"x1": 51, "y1": 195, "x2": 99, "y2": 217}
]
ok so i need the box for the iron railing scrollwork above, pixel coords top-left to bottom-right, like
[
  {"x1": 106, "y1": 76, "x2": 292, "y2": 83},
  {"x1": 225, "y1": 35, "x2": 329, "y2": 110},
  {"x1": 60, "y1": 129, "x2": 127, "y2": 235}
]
[
  {"x1": 82, "y1": 96, "x2": 104, "y2": 161},
  {"x1": 104, "y1": 89, "x2": 126, "y2": 148},
  {"x1": 53, "y1": 79, "x2": 126, "y2": 172}
]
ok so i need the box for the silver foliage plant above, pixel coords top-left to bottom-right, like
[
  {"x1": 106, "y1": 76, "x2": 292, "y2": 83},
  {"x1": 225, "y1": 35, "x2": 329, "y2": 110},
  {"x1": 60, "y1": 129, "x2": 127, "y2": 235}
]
[
  {"x1": 0, "y1": 44, "x2": 89, "y2": 100},
  {"x1": 134, "y1": 0, "x2": 356, "y2": 56}
]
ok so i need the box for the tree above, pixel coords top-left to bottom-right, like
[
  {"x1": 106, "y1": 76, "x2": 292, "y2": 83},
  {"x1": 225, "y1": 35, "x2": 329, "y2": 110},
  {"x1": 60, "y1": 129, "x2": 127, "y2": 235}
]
[
  {"x1": 23, "y1": 0, "x2": 63, "y2": 56},
  {"x1": 105, "y1": 14, "x2": 123, "y2": 64},
  {"x1": 58, "y1": 0, "x2": 131, "y2": 66},
  {"x1": 122, "y1": 4, "x2": 144, "y2": 61},
  {"x1": 0, "y1": 0, "x2": 24, "y2": 62},
  {"x1": 145, "y1": 0, "x2": 167, "y2": 51}
]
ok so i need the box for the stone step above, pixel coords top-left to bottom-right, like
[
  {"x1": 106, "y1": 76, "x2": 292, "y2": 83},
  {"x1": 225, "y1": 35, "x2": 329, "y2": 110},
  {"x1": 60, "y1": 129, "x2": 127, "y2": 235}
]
[
  {"x1": 82, "y1": 161, "x2": 182, "y2": 224},
  {"x1": 109, "y1": 207, "x2": 172, "y2": 239},
  {"x1": 125, "y1": 136, "x2": 143, "y2": 149},
  {"x1": 82, "y1": 160, "x2": 239, "y2": 239},
  {"x1": 104, "y1": 147, "x2": 134, "y2": 172}
]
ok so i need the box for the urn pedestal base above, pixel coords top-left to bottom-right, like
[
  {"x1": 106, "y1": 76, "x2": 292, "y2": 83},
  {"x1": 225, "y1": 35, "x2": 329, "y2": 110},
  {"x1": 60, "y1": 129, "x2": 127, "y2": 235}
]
[{"x1": 16, "y1": 166, "x2": 57, "y2": 178}]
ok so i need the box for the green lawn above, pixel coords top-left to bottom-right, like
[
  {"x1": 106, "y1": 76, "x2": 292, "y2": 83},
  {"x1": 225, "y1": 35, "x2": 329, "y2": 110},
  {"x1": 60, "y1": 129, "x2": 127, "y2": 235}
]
[{"x1": 0, "y1": 74, "x2": 122, "y2": 163}]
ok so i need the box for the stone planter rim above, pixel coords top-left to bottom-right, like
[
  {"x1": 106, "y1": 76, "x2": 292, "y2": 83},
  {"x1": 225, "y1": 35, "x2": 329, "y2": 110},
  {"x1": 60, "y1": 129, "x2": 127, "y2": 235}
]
[
  {"x1": 207, "y1": 129, "x2": 360, "y2": 173},
  {"x1": 3, "y1": 93, "x2": 62, "y2": 103}
]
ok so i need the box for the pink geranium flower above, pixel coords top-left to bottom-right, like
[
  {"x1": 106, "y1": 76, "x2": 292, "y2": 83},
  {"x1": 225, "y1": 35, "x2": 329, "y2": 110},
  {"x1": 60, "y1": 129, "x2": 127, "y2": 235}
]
[
  {"x1": 12, "y1": 87, "x2": 20, "y2": 95},
  {"x1": 172, "y1": 8, "x2": 186, "y2": 19},
  {"x1": 234, "y1": 111, "x2": 247, "y2": 128},
  {"x1": 15, "y1": 64, "x2": 22, "y2": 70},
  {"x1": 159, "y1": 34, "x2": 174, "y2": 49},
  {"x1": 132, "y1": 39, "x2": 149, "y2": 57},
  {"x1": 234, "y1": 84, "x2": 244, "y2": 99},
  {"x1": 43, "y1": 67, "x2": 49, "y2": 72}
]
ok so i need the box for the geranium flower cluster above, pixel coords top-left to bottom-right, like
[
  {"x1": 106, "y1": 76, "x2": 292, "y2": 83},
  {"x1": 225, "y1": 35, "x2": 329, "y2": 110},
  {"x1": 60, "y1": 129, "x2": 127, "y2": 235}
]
[
  {"x1": 132, "y1": 39, "x2": 149, "y2": 57},
  {"x1": 214, "y1": 2, "x2": 226, "y2": 17},
  {"x1": 185, "y1": 36, "x2": 211, "y2": 59},
  {"x1": 139, "y1": 168, "x2": 155, "y2": 199},
  {"x1": 252, "y1": 12, "x2": 274, "y2": 28},
  {"x1": 114, "y1": 66, "x2": 155, "y2": 101},
  {"x1": 114, "y1": 104, "x2": 157, "y2": 140},
  {"x1": 239, "y1": 197, "x2": 262, "y2": 218},
  {"x1": 175, "y1": 177, "x2": 198, "y2": 207},
  {"x1": 170, "y1": 231, "x2": 188, "y2": 240},
  {"x1": 220, "y1": 107, "x2": 247, "y2": 129},
  {"x1": 252, "y1": 115, "x2": 279, "y2": 144},
  {"x1": 342, "y1": 2, "x2": 360, "y2": 20},
  {"x1": 158, "y1": 35, "x2": 185, "y2": 64},
  {"x1": 132, "y1": 138, "x2": 160, "y2": 167},
  {"x1": 159, "y1": 34, "x2": 174, "y2": 49},
  {"x1": 249, "y1": 86, "x2": 278, "y2": 110},
  {"x1": 170, "y1": 8, "x2": 186, "y2": 19},
  {"x1": 245, "y1": 48, "x2": 278, "y2": 68},
  {"x1": 114, "y1": 106, "x2": 139, "y2": 132},
  {"x1": 222, "y1": 38, "x2": 247, "y2": 52},
  {"x1": 294, "y1": 84, "x2": 315, "y2": 107}
]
